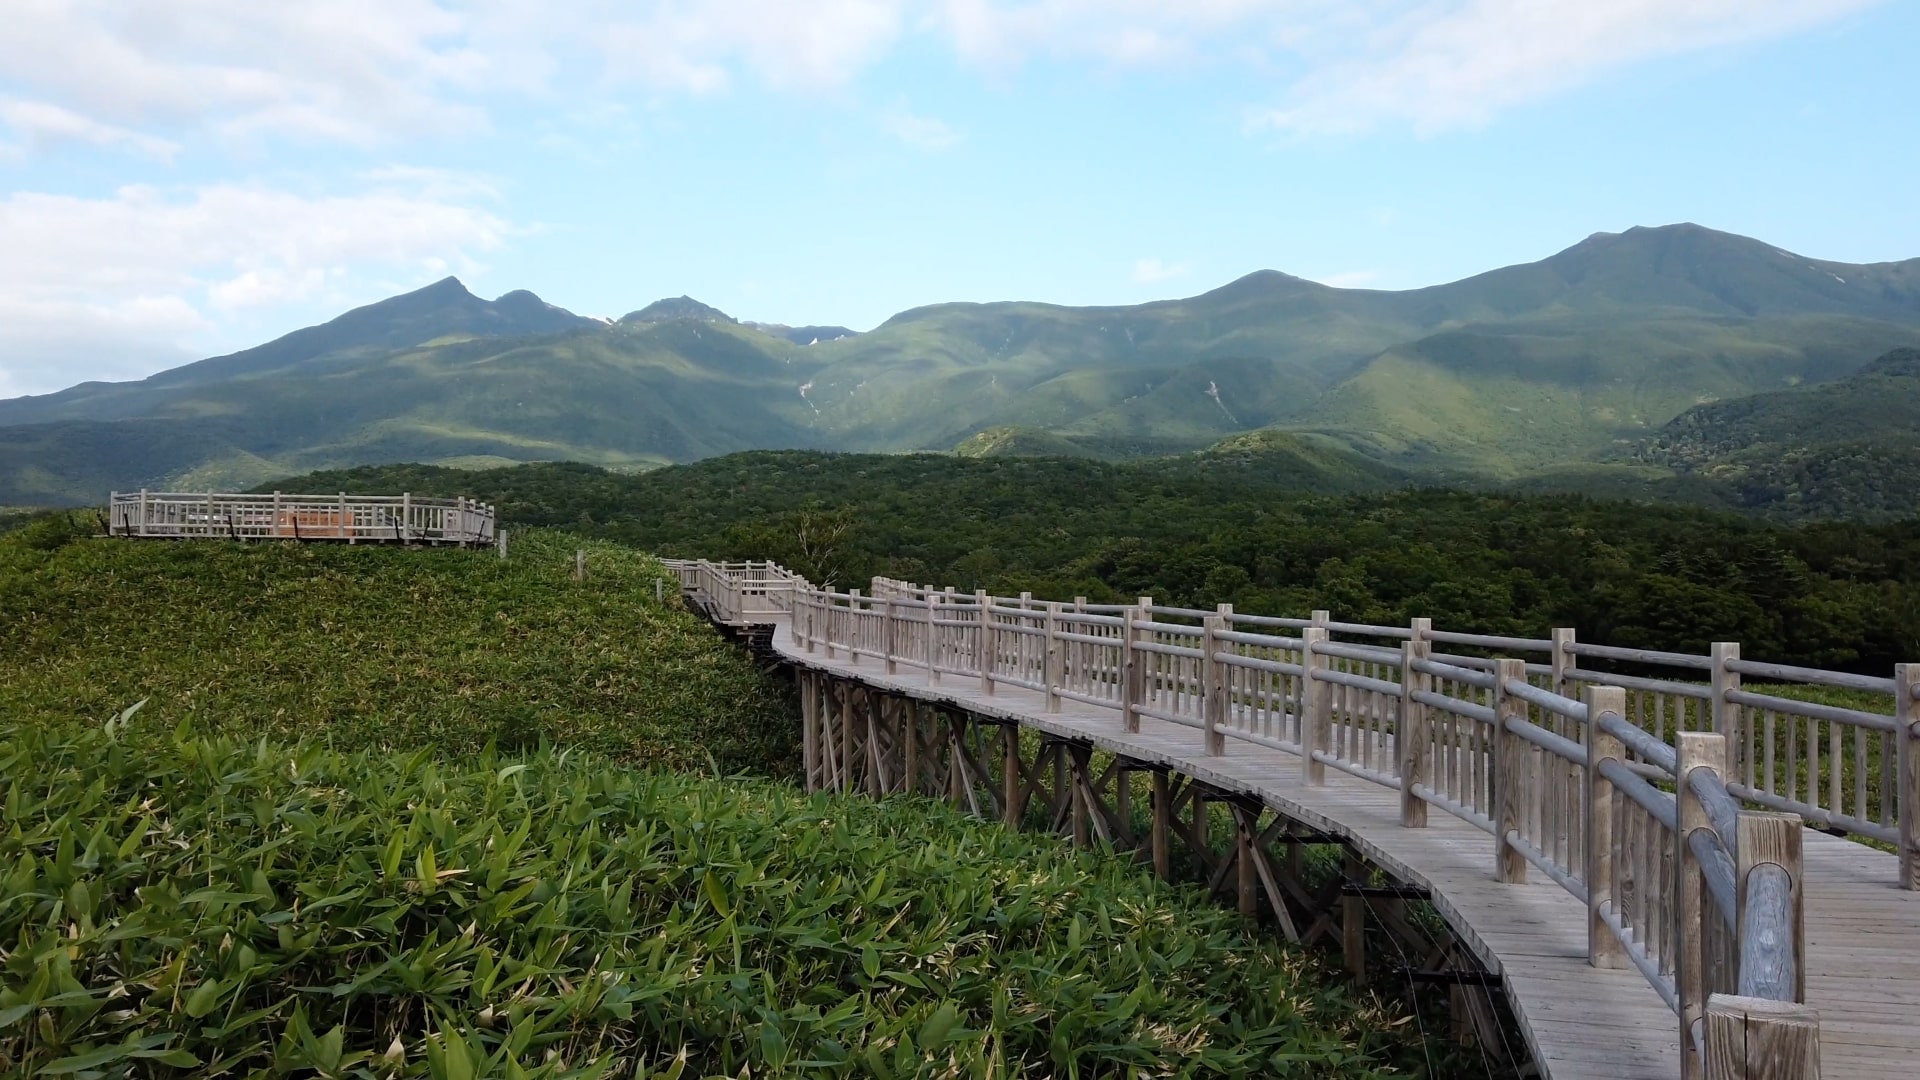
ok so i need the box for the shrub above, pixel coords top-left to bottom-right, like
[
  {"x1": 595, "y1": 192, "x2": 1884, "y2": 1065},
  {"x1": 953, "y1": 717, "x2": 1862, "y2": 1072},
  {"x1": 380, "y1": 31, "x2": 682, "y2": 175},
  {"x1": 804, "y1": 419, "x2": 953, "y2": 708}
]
[{"x1": 0, "y1": 727, "x2": 1416, "y2": 1078}]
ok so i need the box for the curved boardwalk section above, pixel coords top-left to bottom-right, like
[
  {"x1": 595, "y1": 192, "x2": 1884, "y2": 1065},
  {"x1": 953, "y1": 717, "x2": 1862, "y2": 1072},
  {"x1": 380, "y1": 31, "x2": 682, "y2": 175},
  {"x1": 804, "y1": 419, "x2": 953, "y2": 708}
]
[{"x1": 673, "y1": 561, "x2": 1920, "y2": 1080}]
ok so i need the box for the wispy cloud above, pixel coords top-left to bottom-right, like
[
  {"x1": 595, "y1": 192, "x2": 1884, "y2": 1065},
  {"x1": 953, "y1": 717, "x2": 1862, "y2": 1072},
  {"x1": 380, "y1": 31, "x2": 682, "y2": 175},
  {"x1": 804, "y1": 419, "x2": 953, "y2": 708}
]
[
  {"x1": 881, "y1": 102, "x2": 963, "y2": 150},
  {"x1": 0, "y1": 173, "x2": 511, "y2": 395},
  {"x1": 1250, "y1": 0, "x2": 1884, "y2": 135},
  {"x1": 0, "y1": 99, "x2": 182, "y2": 161},
  {"x1": 1132, "y1": 258, "x2": 1190, "y2": 285}
]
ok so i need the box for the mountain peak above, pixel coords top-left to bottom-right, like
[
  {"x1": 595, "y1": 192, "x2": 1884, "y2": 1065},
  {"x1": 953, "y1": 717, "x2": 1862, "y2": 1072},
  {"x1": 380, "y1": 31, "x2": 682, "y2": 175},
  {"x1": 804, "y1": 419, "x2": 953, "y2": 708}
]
[{"x1": 621, "y1": 296, "x2": 736, "y2": 325}]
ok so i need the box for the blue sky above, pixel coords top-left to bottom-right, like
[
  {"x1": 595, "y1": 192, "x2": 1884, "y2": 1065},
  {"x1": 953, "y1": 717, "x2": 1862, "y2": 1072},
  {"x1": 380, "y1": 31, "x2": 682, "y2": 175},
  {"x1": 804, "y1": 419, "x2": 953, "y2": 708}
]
[{"x1": 1, "y1": 0, "x2": 1915, "y2": 397}]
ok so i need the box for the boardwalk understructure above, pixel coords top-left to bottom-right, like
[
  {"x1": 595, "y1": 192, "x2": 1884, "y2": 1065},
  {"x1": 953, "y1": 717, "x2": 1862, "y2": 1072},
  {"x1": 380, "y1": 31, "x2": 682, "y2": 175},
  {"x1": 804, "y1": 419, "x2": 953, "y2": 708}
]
[{"x1": 671, "y1": 560, "x2": 1920, "y2": 1080}]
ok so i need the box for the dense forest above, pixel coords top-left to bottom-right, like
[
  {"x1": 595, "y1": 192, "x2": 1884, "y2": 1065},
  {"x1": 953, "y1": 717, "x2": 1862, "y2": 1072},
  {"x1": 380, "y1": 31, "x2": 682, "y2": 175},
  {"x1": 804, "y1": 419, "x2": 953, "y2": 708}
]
[{"x1": 270, "y1": 453, "x2": 1920, "y2": 673}]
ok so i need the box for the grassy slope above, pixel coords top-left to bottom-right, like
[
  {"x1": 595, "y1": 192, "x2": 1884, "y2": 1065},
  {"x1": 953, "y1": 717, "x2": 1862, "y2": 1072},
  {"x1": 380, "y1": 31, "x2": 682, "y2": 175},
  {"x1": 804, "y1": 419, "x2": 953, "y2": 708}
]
[
  {"x1": 0, "y1": 524, "x2": 795, "y2": 774},
  {"x1": 2, "y1": 727, "x2": 1421, "y2": 1078}
]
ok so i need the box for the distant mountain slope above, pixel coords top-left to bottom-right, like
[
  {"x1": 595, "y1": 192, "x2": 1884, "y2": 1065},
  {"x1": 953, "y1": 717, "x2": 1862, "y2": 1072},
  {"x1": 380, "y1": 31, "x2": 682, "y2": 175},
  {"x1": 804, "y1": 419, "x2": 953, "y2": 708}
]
[
  {"x1": 1584, "y1": 346, "x2": 1920, "y2": 520},
  {"x1": 0, "y1": 278, "x2": 598, "y2": 427},
  {"x1": 5, "y1": 223, "x2": 1920, "y2": 506},
  {"x1": 1287, "y1": 315, "x2": 1920, "y2": 476}
]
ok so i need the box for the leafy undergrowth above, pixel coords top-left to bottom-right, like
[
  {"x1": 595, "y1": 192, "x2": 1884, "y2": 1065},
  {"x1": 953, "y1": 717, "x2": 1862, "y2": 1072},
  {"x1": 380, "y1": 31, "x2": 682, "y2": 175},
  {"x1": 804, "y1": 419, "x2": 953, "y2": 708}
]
[
  {"x1": 0, "y1": 728, "x2": 1419, "y2": 1079},
  {"x1": 0, "y1": 523, "x2": 794, "y2": 775}
]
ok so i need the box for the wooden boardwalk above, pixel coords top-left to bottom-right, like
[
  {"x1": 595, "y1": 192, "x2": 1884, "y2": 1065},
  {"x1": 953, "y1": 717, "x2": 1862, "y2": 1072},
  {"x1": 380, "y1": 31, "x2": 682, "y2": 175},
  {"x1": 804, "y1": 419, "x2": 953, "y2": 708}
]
[{"x1": 671, "y1": 561, "x2": 1920, "y2": 1080}]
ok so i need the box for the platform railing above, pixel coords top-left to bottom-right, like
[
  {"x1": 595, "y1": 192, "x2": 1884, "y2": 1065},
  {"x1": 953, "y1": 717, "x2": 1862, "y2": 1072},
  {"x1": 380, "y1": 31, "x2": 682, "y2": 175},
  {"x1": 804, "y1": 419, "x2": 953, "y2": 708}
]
[
  {"x1": 676, "y1": 562, "x2": 1903, "y2": 1078},
  {"x1": 107, "y1": 490, "x2": 495, "y2": 545}
]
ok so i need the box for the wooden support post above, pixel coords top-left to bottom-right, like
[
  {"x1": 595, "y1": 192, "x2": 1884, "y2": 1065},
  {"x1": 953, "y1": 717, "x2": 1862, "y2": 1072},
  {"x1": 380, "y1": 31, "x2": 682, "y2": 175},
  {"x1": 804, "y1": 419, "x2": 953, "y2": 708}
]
[
  {"x1": 1043, "y1": 602, "x2": 1063, "y2": 713},
  {"x1": 1236, "y1": 807, "x2": 1258, "y2": 918},
  {"x1": 1678, "y1": 730, "x2": 1729, "y2": 1078},
  {"x1": 902, "y1": 699, "x2": 919, "y2": 796},
  {"x1": 976, "y1": 590, "x2": 994, "y2": 694},
  {"x1": 1151, "y1": 770, "x2": 1171, "y2": 878},
  {"x1": 1400, "y1": 634, "x2": 1432, "y2": 827},
  {"x1": 839, "y1": 682, "x2": 855, "y2": 794},
  {"x1": 1342, "y1": 848, "x2": 1367, "y2": 983},
  {"x1": 497, "y1": 528, "x2": 507, "y2": 559},
  {"x1": 1189, "y1": 789, "x2": 1209, "y2": 870},
  {"x1": 1203, "y1": 605, "x2": 1229, "y2": 756},
  {"x1": 1002, "y1": 724, "x2": 1022, "y2": 826},
  {"x1": 948, "y1": 712, "x2": 967, "y2": 806},
  {"x1": 1702, "y1": 995, "x2": 1819, "y2": 1080},
  {"x1": 574, "y1": 549, "x2": 586, "y2": 582},
  {"x1": 1301, "y1": 625, "x2": 1329, "y2": 785},
  {"x1": 1898, "y1": 664, "x2": 1918, "y2": 891},
  {"x1": 865, "y1": 693, "x2": 883, "y2": 797},
  {"x1": 1069, "y1": 744, "x2": 1090, "y2": 848},
  {"x1": 802, "y1": 673, "x2": 819, "y2": 794},
  {"x1": 1735, "y1": 811, "x2": 1804, "y2": 1003},
  {"x1": 1585, "y1": 686, "x2": 1628, "y2": 969},
  {"x1": 1492, "y1": 658, "x2": 1529, "y2": 884}
]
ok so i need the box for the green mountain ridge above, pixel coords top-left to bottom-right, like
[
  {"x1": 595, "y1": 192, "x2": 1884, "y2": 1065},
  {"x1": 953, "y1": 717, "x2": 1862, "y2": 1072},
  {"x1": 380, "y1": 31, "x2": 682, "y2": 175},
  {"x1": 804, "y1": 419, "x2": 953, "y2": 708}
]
[{"x1": 5, "y1": 223, "x2": 1918, "y2": 506}]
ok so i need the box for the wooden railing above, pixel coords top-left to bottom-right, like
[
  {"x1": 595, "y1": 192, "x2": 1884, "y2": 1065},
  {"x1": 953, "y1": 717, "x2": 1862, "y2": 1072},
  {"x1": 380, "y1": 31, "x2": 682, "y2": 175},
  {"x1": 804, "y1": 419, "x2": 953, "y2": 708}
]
[
  {"x1": 668, "y1": 564, "x2": 1920, "y2": 1079},
  {"x1": 107, "y1": 490, "x2": 496, "y2": 545},
  {"x1": 666, "y1": 560, "x2": 808, "y2": 624}
]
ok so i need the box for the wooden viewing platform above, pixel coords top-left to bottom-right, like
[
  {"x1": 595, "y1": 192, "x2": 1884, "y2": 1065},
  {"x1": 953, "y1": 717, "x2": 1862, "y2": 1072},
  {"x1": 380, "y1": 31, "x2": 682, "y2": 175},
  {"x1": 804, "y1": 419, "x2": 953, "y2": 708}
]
[
  {"x1": 670, "y1": 559, "x2": 1920, "y2": 1080},
  {"x1": 107, "y1": 490, "x2": 496, "y2": 546}
]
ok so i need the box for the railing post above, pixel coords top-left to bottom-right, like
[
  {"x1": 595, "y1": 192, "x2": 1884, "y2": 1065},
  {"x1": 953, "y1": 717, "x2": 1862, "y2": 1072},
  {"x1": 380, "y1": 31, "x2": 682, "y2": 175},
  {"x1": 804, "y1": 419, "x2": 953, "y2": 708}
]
[
  {"x1": 1734, "y1": 811, "x2": 1804, "y2": 1003},
  {"x1": 1301, "y1": 624, "x2": 1329, "y2": 785},
  {"x1": 976, "y1": 589, "x2": 994, "y2": 694},
  {"x1": 1678, "y1": 730, "x2": 1729, "y2": 1078},
  {"x1": 1712, "y1": 642, "x2": 1741, "y2": 741},
  {"x1": 1491, "y1": 658, "x2": 1530, "y2": 884},
  {"x1": 882, "y1": 596, "x2": 897, "y2": 675},
  {"x1": 272, "y1": 490, "x2": 284, "y2": 538},
  {"x1": 1551, "y1": 627, "x2": 1576, "y2": 701},
  {"x1": 1897, "y1": 664, "x2": 1917, "y2": 891},
  {"x1": 138, "y1": 488, "x2": 149, "y2": 535},
  {"x1": 401, "y1": 491, "x2": 412, "y2": 541},
  {"x1": 1044, "y1": 602, "x2": 1062, "y2": 713},
  {"x1": 1203, "y1": 604, "x2": 1230, "y2": 756},
  {"x1": 925, "y1": 589, "x2": 939, "y2": 683},
  {"x1": 1399, "y1": 633, "x2": 1431, "y2": 827},
  {"x1": 1584, "y1": 685, "x2": 1628, "y2": 969},
  {"x1": 849, "y1": 588, "x2": 864, "y2": 664},
  {"x1": 1702, "y1": 995, "x2": 1819, "y2": 1080},
  {"x1": 1120, "y1": 602, "x2": 1146, "y2": 733}
]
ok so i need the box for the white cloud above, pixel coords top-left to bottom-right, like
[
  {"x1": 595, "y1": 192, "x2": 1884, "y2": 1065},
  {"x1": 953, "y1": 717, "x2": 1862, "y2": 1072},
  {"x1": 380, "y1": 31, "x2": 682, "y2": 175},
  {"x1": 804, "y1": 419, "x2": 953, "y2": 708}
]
[
  {"x1": 1132, "y1": 258, "x2": 1190, "y2": 285},
  {"x1": 0, "y1": 99, "x2": 182, "y2": 161},
  {"x1": 0, "y1": 175, "x2": 511, "y2": 396},
  {"x1": 935, "y1": 1, "x2": 1879, "y2": 132},
  {"x1": 0, "y1": 2, "x2": 1880, "y2": 154},
  {"x1": 881, "y1": 103, "x2": 963, "y2": 150},
  {"x1": 1251, "y1": 0, "x2": 1885, "y2": 134}
]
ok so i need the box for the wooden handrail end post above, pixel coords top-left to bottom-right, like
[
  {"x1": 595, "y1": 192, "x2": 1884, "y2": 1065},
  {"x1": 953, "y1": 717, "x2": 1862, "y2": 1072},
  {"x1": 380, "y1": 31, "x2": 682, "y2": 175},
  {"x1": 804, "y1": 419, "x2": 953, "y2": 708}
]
[{"x1": 1702, "y1": 994, "x2": 1819, "y2": 1080}]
